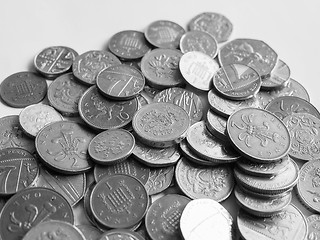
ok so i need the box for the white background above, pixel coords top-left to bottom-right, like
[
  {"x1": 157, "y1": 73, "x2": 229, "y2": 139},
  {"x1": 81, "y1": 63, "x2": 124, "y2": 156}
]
[{"x1": 0, "y1": 0, "x2": 319, "y2": 229}]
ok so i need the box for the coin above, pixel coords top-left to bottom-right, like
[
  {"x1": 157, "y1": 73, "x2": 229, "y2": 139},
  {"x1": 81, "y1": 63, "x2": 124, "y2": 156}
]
[
  {"x1": 186, "y1": 121, "x2": 240, "y2": 163},
  {"x1": 179, "y1": 51, "x2": 219, "y2": 91},
  {"x1": 94, "y1": 157, "x2": 150, "y2": 184},
  {"x1": 0, "y1": 71, "x2": 47, "y2": 108},
  {"x1": 219, "y1": 38, "x2": 278, "y2": 79},
  {"x1": 234, "y1": 186, "x2": 292, "y2": 217},
  {"x1": 282, "y1": 112, "x2": 320, "y2": 161},
  {"x1": 233, "y1": 158, "x2": 299, "y2": 195},
  {"x1": 180, "y1": 198, "x2": 233, "y2": 240},
  {"x1": 22, "y1": 220, "x2": 85, "y2": 240},
  {"x1": 132, "y1": 138, "x2": 181, "y2": 167},
  {"x1": 76, "y1": 225, "x2": 102, "y2": 240},
  {"x1": 132, "y1": 102, "x2": 190, "y2": 148},
  {"x1": 153, "y1": 87, "x2": 203, "y2": 124},
  {"x1": 34, "y1": 166, "x2": 86, "y2": 206},
  {"x1": 145, "y1": 166, "x2": 174, "y2": 195},
  {"x1": 140, "y1": 48, "x2": 185, "y2": 89},
  {"x1": 108, "y1": 30, "x2": 152, "y2": 60},
  {"x1": 227, "y1": 108, "x2": 291, "y2": 162},
  {"x1": 34, "y1": 46, "x2": 78, "y2": 79},
  {"x1": 72, "y1": 50, "x2": 121, "y2": 85},
  {"x1": 78, "y1": 86, "x2": 138, "y2": 131},
  {"x1": 206, "y1": 109, "x2": 228, "y2": 141},
  {"x1": 35, "y1": 121, "x2": 95, "y2": 174},
  {"x1": 96, "y1": 64, "x2": 145, "y2": 100},
  {"x1": 237, "y1": 205, "x2": 308, "y2": 240},
  {"x1": 208, "y1": 88, "x2": 260, "y2": 117},
  {"x1": 188, "y1": 12, "x2": 233, "y2": 43},
  {"x1": 297, "y1": 160, "x2": 320, "y2": 212},
  {"x1": 236, "y1": 155, "x2": 290, "y2": 178},
  {"x1": 145, "y1": 20, "x2": 185, "y2": 49},
  {"x1": 0, "y1": 115, "x2": 35, "y2": 153},
  {"x1": 179, "y1": 30, "x2": 218, "y2": 58},
  {"x1": 265, "y1": 96, "x2": 320, "y2": 120},
  {"x1": 175, "y1": 158, "x2": 234, "y2": 202},
  {"x1": 0, "y1": 187, "x2": 74, "y2": 240},
  {"x1": 99, "y1": 229, "x2": 144, "y2": 240},
  {"x1": 90, "y1": 174, "x2": 149, "y2": 229},
  {"x1": 88, "y1": 129, "x2": 135, "y2": 165},
  {"x1": 213, "y1": 64, "x2": 261, "y2": 100},
  {"x1": 0, "y1": 148, "x2": 38, "y2": 196},
  {"x1": 306, "y1": 215, "x2": 320, "y2": 240},
  {"x1": 47, "y1": 73, "x2": 88, "y2": 116},
  {"x1": 261, "y1": 59, "x2": 291, "y2": 90},
  {"x1": 145, "y1": 194, "x2": 190, "y2": 240},
  {"x1": 19, "y1": 103, "x2": 64, "y2": 138}
]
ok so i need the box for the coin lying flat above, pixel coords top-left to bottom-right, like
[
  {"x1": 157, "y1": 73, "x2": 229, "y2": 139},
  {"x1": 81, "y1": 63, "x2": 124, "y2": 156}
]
[
  {"x1": 179, "y1": 51, "x2": 219, "y2": 91},
  {"x1": 180, "y1": 198, "x2": 233, "y2": 240},
  {"x1": 213, "y1": 64, "x2": 261, "y2": 100},
  {"x1": 99, "y1": 229, "x2": 144, "y2": 240},
  {"x1": 188, "y1": 12, "x2": 233, "y2": 43},
  {"x1": 145, "y1": 166, "x2": 174, "y2": 195},
  {"x1": 219, "y1": 38, "x2": 278, "y2": 79},
  {"x1": 34, "y1": 46, "x2": 78, "y2": 79},
  {"x1": 265, "y1": 95, "x2": 320, "y2": 120},
  {"x1": 283, "y1": 112, "x2": 320, "y2": 161},
  {"x1": 237, "y1": 205, "x2": 308, "y2": 240},
  {"x1": 261, "y1": 59, "x2": 291, "y2": 90},
  {"x1": 227, "y1": 108, "x2": 291, "y2": 162},
  {"x1": 175, "y1": 158, "x2": 234, "y2": 202},
  {"x1": 145, "y1": 194, "x2": 190, "y2": 240},
  {"x1": 306, "y1": 215, "x2": 320, "y2": 240},
  {"x1": 132, "y1": 102, "x2": 190, "y2": 148},
  {"x1": 47, "y1": 72, "x2": 88, "y2": 116},
  {"x1": 76, "y1": 225, "x2": 102, "y2": 240},
  {"x1": 206, "y1": 110, "x2": 228, "y2": 141}
]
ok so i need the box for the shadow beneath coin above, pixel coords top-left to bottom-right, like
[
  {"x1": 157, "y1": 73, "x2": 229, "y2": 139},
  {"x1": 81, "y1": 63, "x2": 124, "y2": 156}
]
[{"x1": 27, "y1": 58, "x2": 36, "y2": 72}]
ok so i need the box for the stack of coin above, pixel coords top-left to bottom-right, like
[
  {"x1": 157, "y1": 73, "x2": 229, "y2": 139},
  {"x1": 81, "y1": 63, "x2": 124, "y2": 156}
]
[{"x1": 0, "y1": 10, "x2": 318, "y2": 240}]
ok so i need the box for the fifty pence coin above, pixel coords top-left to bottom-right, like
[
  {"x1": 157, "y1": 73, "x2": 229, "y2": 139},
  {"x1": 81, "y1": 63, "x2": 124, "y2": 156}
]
[
  {"x1": 153, "y1": 87, "x2": 203, "y2": 124},
  {"x1": 282, "y1": 112, "x2": 320, "y2": 161},
  {"x1": 145, "y1": 194, "x2": 190, "y2": 240},
  {"x1": 35, "y1": 121, "x2": 95, "y2": 174},
  {"x1": 96, "y1": 64, "x2": 145, "y2": 100},
  {"x1": 180, "y1": 198, "x2": 233, "y2": 240},
  {"x1": 219, "y1": 38, "x2": 278, "y2": 79},
  {"x1": 141, "y1": 48, "x2": 185, "y2": 89},
  {"x1": 237, "y1": 205, "x2": 308, "y2": 240},
  {"x1": 73, "y1": 50, "x2": 121, "y2": 85},
  {"x1": 47, "y1": 73, "x2": 88, "y2": 116},
  {"x1": 34, "y1": 46, "x2": 78, "y2": 79},
  {"x1": 179, "y1": 51, "x2": 219, "y2": 91},
  {"x1": 78, "y1": 86, "x2": 138, "y2": 131},
  {"x1": 206, "y1": 109, "x2": 228, "y2": 141},
  {"x1": 213, "y1": 64, "x2": 261, "y2": 100},
  {"x1": 132, "y1": 102, "x2": 190, "y2": 148},
  {"x1": 179, "y1": 30, "x2": 218, "y2": 58},
  {"x1": 0, "y1": 148, "x2": 39, "y2": 196},
  {"x1": 265, "y1": 96, "x2": 320, "y2": 120},
  {"x1": 145, "y1": 20, "x2": 185, "y2": 49},
  {"x1": 0, "y1": 71, "x2": 47, "y2": 108},
  {"x1": 188, "y1": 12, "x2": 233, "y2": 43},
  {"x1": 88, "y1": 129, "x2": 135, "y2": 165},
  {"x1": 90, "y1": 174, "x2": 149, "y2": 229},
  {"x1": 145, "y1": 166, "x2": 175, "y2": 195},
  {"x1": 261, "y1": 59, "x2": 291, "y2": 90},
  {"x1": 19, "y1": 103, "x2": 64, "y2": 138},
  {"x1": 227, "y1": 108, "x2": 291, "y2": 162},
  {"x1": 108, "y1": 30, "x2": 152, "y2": 60},
  {"x1": 175, "y1": 158, "x2": 234, "y2": 202},
  {"x1": 22, "y1": 220, "x2": 85, "y2": 240},
  {"x1": 0, "y1": 187, "x2": 74, "y2": 240},
  {"x1": 94, "y1": 157, "x2": 150, "y2": 184}
]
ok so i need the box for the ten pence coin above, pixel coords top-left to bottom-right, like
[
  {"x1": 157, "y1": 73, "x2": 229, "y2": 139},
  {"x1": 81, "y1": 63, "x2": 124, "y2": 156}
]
[
  {"x1": 237, "y1": 205, "x2": 308, "y2": 240},
  {"x1": 132, "y1": 102, "x2": 190, "y2": 148},
  {"x1": 227, "y1": 108, "x2": 291, "y2": 162},
  {"x1": 145, "y1": 194, "x2": 190, "y2": 240},
  {"x1": 22, "y1": 220, "x2": 85, "y2": 240},
  {"x1": 35, "y1": 121, "x2": 95, "y2": 174},
  {"x1": 282, "y1": 112, "x2": 320, "y2": 161},
  {"x1": 180, "y1": 198, "x2": 233, "y2": 240},
  {"x1": 179, "y1": 51, "x2": 219, "y2": 91}
]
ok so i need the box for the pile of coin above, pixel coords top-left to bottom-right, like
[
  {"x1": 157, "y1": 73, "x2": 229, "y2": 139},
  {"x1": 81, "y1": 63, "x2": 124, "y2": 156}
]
[{"x1": 0, "y1": 11, "x2": 319, "y2": 240}]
